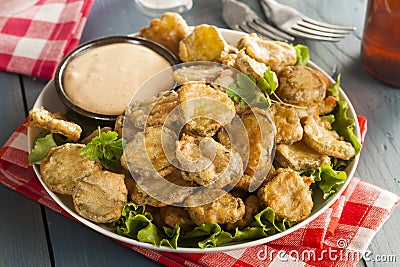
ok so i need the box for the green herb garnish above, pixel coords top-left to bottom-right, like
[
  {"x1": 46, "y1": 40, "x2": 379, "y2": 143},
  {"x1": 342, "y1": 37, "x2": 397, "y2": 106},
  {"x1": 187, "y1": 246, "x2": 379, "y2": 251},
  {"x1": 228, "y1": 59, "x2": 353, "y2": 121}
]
[{"x1": 79, "y1": 128, "x2": 125, "y2": 172}]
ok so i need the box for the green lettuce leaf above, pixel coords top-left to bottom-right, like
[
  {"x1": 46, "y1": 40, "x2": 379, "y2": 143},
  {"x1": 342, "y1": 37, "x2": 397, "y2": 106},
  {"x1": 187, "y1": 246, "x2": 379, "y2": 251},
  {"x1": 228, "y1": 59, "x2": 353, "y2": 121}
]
[
  {"x1": 317, "y1": 165, "x2": 347, "y2": 199},
  {"x1": 293, "y1": 44, "x2": 310, "y2": 66},
  {"x1": 114, "y1": 202, "x2": 179, "y2": 248},
  {"x1": 253, "y1": 207, "x2": 291, "y2": 234},
  {"x1": 329, "y1": 73, "x2": 341, "y2": 100},
  {"x1": 183, "y1": 223, "x2": 233, "y2": 249},
  {"x1": 182, "y1": 207, "x2": 290, "y2": 249},
  {"x1": 28, "y1": 132, "x2": 57, "y2": 165},
  {"x1": 115, "y1": 202, "x2": 292, "y2": 249},
  {"x1": 300, "y1": 164, "x2": 347, "y2": 199},
  {"x1": 332, "y1": 100, "x2": 362, "y2": 155}
]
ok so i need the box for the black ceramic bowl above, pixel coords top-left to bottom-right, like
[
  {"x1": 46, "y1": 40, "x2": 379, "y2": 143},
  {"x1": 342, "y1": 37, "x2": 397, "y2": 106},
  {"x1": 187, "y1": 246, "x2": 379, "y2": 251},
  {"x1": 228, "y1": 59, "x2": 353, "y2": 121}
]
[{"x1": 54, "y1": 35, "x2": 179, "y2": 124}]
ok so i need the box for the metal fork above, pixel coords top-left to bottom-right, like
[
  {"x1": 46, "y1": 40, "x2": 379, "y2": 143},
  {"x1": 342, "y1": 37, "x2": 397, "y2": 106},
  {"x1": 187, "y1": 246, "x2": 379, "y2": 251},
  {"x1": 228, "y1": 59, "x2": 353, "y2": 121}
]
[
  {"x1": 259, "y1": 0, "x2": 356, "y2": 41},
  {"x1": 222, "y1": 0, "x2": 295, "y2": 42}
]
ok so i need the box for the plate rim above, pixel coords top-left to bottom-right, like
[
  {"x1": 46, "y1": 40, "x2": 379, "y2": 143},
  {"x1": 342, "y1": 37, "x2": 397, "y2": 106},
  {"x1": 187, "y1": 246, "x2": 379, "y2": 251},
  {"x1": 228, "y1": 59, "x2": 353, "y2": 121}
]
[{"x1": 28, "y1": 28, "x2": 361, "y2": 253}]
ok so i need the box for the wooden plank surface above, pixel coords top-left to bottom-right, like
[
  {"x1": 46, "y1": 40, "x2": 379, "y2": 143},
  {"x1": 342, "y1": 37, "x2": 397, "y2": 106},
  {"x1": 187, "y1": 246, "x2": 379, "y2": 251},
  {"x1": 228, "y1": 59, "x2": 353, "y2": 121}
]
[{"x1": 0, "y1": 71, "x2": 51, "y2": 266}]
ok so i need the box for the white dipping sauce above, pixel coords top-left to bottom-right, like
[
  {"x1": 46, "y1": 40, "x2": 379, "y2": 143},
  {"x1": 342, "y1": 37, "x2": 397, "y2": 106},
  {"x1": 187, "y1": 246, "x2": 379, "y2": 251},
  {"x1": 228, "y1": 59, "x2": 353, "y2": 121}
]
[{"x1": 63, "y1": 43, "x2": 172, "y2": 115}]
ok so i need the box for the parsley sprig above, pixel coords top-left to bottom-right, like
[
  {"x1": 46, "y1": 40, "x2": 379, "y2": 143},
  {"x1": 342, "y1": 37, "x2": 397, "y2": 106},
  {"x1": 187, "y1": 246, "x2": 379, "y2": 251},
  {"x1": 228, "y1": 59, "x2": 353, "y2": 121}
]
[
  {"x1": 226, "y1": 67, "x2": 305, "y2": 109},
  {"x1": 79, "y1": 128, "x2": 126, "y2": 172}
]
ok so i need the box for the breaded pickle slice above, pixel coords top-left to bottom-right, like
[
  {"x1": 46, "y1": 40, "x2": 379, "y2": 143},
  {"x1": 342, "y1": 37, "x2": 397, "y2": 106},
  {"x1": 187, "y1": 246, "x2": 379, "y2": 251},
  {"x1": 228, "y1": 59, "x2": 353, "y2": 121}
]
[
  {"x1": 40, "y1": 143, "x2": 102, "y2": 195},
  {"x1": 72, "y1": 170, "x2": 127, "y2": 223}
]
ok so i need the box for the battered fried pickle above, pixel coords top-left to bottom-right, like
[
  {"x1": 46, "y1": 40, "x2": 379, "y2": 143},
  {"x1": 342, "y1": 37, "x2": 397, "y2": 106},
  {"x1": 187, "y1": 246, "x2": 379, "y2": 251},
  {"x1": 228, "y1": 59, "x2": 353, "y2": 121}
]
[
  {"x1": 131, "y1": 169, "x2": 195, "y2": 206},
  {"x1": 72, "y1": 170, "x2": 127, "y2": 223},
  {"x1": 177, "y1": 82, "x2": 236, "y2": 137},
  {"x1": 226, "y1": 194, "x2": 261, "y2": 230},
  {"x1": 40, "y1": 143, "x2": 102, "y2": 195},
  {"x1": 126, "y1": 90, "x2": 181, "y2": 129},
  {"x1": 235, "y1": 49, "x2": 268, "y2": 81},
  {"x1": 159, "y1": 206, "x2": 195, "y2": 232},
  {"x1": 121, "y1": 126, "x2": 177, "y2": 178},
  {"x1": 258, "y1": 168, "x2": 313, "y2": 222},
  {"x1": 240, "y1": 112, "x2": 276, "y2": 177},
  {"x1": 213, "y1": 68, "x2": 237, "y2": 93},
  {"x1": 129, "y1": 171, "x2": 194, "y2": 207},
  {"x1": 179, "y1": 24, "x2": 233, "y2": 62},
  {"x1": 129, "y1": 179, "x2": 168, "y2": 207},
  {"x1": 276, "y1": 66, "x2": 326, "y2": 106},
  {"x1": 139, "y1": 12, "x2": 190, "y2": 57},
  {"x1": 270, "y1": 104, "x2": 303, "y2": 145},
  {"x1": 176, "y1": 135, "x2": 243, "y2": 188},
  {"x1": 173, "y1": 64, "x2": 225, "y2": 84},
  {"x1": 275, "y1": 141, "x2": 331, "y2": 170},
  {"x1": 236, "y1": 33, "x2": 296, "y2": 72},
  {"x1": 217, "y1": 111, "x2": 276, "y2": 191},
  {"x1": 319, "y1": 95, "x2": 337, "y2": 115},
  {"x1": 26, "y1": 107, "x2": 82, "y2": 142},
  {"x1": 302, "y1": 116, "x2": 356, "y2": 160},
  {"x1": 186, "y1": 189, "x2": 245, "y2": 226},
  {"x1": 295, "y1": 103, "x2": 320, "y2": 120}
]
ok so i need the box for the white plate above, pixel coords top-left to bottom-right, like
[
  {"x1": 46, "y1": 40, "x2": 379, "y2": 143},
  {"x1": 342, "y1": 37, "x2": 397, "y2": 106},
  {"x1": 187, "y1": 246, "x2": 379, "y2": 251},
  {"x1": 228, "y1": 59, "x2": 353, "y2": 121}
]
[{"x1": 28, "y1": 28, "x2": 360, "y2": 253}]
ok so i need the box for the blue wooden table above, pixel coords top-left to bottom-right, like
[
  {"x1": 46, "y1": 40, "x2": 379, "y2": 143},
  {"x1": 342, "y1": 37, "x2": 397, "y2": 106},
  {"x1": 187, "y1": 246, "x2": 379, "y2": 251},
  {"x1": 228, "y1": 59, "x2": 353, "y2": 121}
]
[{"x1": 1, "y1": 0, "x2": 399, "y2": 266}]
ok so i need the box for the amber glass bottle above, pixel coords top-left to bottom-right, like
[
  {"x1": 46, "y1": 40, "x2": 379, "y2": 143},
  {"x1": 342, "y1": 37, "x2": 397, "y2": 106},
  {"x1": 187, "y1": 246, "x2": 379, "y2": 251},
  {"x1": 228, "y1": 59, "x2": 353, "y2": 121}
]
[{"x1": 361, "y1": 0, "x2": 400, "y2": 87}]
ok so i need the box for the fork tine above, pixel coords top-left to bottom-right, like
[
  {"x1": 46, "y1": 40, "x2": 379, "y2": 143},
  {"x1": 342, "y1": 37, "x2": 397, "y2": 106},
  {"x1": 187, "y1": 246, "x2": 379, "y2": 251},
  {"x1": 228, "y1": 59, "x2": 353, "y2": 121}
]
[
  {"x1": 297, "y1": 20, "x2": 354, "y2": 34},
  {"x1": 240, "y1": 23, "x2": 287, "y2": 42},
  {"x1": 259, "y1": 0, "x2": 356, "y2": 42},
  {"x1": 302, "y1": 17, "x2": 356, "y2": 32},
  {"x1": 252, "y1": 18, "x2": 295, "y2": 41},
  {"x1": 292, "y1": 24, "x2": 350, "y2": 38},
  {"x1": 287, "y1": 28, "x2": 344, "y2": 42}
]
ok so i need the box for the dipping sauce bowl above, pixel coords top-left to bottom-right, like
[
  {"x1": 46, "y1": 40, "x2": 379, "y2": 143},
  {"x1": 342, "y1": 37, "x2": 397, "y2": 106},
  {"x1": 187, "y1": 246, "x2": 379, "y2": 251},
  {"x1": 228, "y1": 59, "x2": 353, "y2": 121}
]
[{"x1": 55, "y1": 36, "x2": 179, "y2": 123}]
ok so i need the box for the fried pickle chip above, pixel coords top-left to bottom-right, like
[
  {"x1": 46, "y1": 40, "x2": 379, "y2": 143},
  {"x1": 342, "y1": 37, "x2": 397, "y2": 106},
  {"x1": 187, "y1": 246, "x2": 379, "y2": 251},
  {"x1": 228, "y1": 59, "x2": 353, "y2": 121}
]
[
  {"x1": 159, "y1": 206, "x2": 195, "y2": 232},
  {"x1": 177, "y1": 82, "x2": 236, "y2": 136},
  {"x1": 26, "y1": 107, "x2": 82, "y2": 142},
  {"x1": 176, "y1": 135, "x2": 243, "y2": 188},
  {"x1": 179, "y1": 24, "x2": 233, "y2": 62},
  {"x1": 302, "y1": 116, "x2": 356, "y2": 160},
  {"x1": 126, "y1": 90, "x2": 181, "y2": 129},
  {"x1": 270, "y1": 103, "x2": 303, "y2": 144},
  {"x1": 129, "y1": 179, "x2": 168, "y2": 207},
  {"x1": 276, "y1": 65, "x2": 326, "y2": 106},
  {"x1": 72, "y1": 170, "x2": 127, "y2": 223},
  {"x1": 121, "y1": 126, "x2": 177, "y2": 178},
  {"x1": 129, "y1": 170, "x2": 195, "y2": 207},
  {"x1": 258, "y1": 168, "x2": 313, "y2": 222},
  {"x1": 226, "y1": 194, "x2": 261, "y2": 230},
  {"x1": 235, "y1": 49, "x2": 268, "y2": 81},
  {"x1": 186, "y1": 189, "x2": 245, "y2": 226},
  {"x1": 275, "y1": 141, "x2": 331, "y2": 170},
  {"x1": 173, "y1": 64, "x2": 224, "y2": 84},
  {"x1": 139, "y1": 12, "x2": 190, "y2": 57},
  {"x1": 237, "y1": 33, "x2": 296, "y2": 72},
  {"x1": 40, "y1": 143, "x2": 102, "y2": 195}
]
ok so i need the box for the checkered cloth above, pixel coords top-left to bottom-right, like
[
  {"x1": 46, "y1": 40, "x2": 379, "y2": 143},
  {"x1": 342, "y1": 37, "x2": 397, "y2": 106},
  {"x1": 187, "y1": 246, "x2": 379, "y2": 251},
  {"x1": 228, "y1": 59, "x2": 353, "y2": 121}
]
[
  {"x1": 0, "y1": 0, "x2": 94, "y2": 79},
  {"x1": 0, "y1": 116, "x2": 399, "y2": 267}
]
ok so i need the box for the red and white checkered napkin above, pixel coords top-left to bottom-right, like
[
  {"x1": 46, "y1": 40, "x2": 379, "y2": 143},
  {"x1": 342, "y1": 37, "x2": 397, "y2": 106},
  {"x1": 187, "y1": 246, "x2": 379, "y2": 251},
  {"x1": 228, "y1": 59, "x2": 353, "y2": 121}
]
[
  {"x1": 0, "y1": 0, "x2": 94, "y2": 79},
  {"x1": 0, "y1": 116, "x2": 399, "y2": 267}
]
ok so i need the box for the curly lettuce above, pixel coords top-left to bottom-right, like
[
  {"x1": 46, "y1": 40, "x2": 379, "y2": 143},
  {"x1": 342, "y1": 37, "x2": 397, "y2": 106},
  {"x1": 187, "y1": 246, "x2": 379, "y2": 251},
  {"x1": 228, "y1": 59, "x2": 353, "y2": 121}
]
[
  {"x1": 299, "y1": 164, "x2": 347, "y2": 199},
  {"x1": 114, "y1": 202, "x2": 179, "y2": 248},
  {"x1": 114, "y1": 202, "x2": 291, "y2": 249}
]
